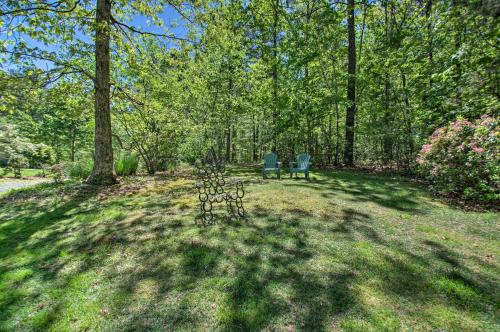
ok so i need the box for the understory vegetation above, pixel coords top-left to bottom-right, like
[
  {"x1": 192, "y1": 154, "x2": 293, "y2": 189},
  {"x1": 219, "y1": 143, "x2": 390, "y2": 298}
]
[
  {"x1": 0, "y1": 168, "x2": 498, "y2": 331},
  {"x1": 0, "y1": 0, "x2": 498, "y2": 202},
  {"x1": 417, "y1": 115, "x2": 499, "y2": 203},
  {"x1": 0, "y1": 1, "x2": 498, "y2": 330}
]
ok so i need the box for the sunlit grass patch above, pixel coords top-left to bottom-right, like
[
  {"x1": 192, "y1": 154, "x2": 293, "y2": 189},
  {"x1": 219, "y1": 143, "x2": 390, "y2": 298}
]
[
  {"x1": 0, "y1": 168, "x2": 498, "y2": 331},
  {"x1": 0, "y1": 168, "x2": 42, "y2": 178}
]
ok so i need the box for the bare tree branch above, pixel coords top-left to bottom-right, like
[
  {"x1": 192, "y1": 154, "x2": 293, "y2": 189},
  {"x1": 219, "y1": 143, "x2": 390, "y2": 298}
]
[
  {"x1": 0, "y1": 0, "x2": 81, "y2": 16},
  {"x1": 2, "y1": 49, "x2": 94, "y2": 81},
  {"x1": 110, "y1": 15, "x2": 196, "y2": 43},
  {"x1": 164, "y1": 0, "x2": 194, "y2": 24}
]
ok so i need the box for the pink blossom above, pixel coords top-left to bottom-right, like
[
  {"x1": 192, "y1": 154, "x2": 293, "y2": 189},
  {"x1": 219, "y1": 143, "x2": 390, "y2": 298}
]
[
  {"x1": 451, "y1": 120, "x2": 472, "y2": 132},
  {"x1": 419, "y1": 144, "x2": 432, "y2": 157},
  {"x1": 479, "y1": 114, "x2": 496, "y2": 127},
  {"x1": 471, "y1": 144, "x2": 484, "y2": 153},
  {"x1": 475, "y1": 147, "x2": 484, "y2": 153}
]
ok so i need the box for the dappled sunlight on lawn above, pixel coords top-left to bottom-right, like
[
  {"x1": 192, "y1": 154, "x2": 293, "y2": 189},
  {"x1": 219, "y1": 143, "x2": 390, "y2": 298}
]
[{"x1": 0, "y1": 169, "x2": 498, "y2": 331}]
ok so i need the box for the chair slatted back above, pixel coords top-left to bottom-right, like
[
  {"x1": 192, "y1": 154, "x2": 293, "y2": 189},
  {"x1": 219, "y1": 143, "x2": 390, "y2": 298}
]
[
  {"x1": 297, "y1": 154, "x2": 310, "y2": 170},
  {"x1": 264, "y1": 153, "x2": 278, "y2": 168}
]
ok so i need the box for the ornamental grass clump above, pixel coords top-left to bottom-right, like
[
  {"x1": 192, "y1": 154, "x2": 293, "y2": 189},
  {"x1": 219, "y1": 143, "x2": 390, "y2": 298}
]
[
  {"x1": 417, "y1": 115, "x2": 499, "y2": 203},
  {"x1": 115, "y1": 154, "x2": 139, "y2": 176}
]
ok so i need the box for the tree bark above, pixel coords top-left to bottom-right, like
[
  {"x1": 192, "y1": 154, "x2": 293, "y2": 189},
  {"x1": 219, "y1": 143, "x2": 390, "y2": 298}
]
[
  {"x1": 344, "y1": 0, "x2": 356, "y2": 166},
  {"x1": 231, "y1": 124, "x2": 236, "y2": 163},
  {"x1": 271, "y1": 0, "x2": 279, "y2": 153},
  {"x1": 225, "y1": 127, "x2": 231, "y2": 162},
  {"x1": 382, "y1": 1, "x2": 393, "y2": 163},
  {"x1": 401, "y1": 72, "x2": 414, "y2": 166},
  {"x1": 87, "y1": 0, "x2": 117, "y2": 185},
  {"x1": 252, "y1": 115, "x2": 258, "y2": 162},
  {"x1": 425, "y1": 0, "x2": 433, "y2": 88}
]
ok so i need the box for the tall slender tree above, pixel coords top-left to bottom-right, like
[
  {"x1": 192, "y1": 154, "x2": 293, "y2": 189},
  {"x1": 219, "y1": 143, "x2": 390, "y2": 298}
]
[
  {"x1": 87, "y1": 0, "x2": 116, "y2": 184},
  {"x1": 344, "y1": 0, "x2": 356, "y2": 166}
]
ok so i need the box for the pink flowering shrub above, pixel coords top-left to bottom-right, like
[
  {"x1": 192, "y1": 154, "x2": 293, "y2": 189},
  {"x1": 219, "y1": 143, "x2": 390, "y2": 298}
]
[{"x1": 417, "y1": 115, "x2": 499, "y2": 203}]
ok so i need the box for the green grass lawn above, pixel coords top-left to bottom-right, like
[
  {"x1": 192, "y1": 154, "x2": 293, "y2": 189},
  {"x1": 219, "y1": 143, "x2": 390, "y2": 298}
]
[
  {"x1": 0, "y1": 168, "x2": 42, "y2": 178},
  {"x1": 0, "y1": 168, "x2": 498, "y2": 331}
]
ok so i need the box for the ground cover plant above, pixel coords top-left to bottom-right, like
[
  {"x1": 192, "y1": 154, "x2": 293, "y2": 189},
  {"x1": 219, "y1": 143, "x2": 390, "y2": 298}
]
[{"x1": 1, "y1": 168, "x2": 498, "y2": 331}]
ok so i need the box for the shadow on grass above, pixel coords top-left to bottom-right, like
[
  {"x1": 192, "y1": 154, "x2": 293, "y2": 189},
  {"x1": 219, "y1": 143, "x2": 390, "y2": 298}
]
[
  {"x1": 0, "y1": 173, "x2": 498, "y2": 331},
  {"x1": 286, "y1": 170, "x2": 424, "y2": 213}
]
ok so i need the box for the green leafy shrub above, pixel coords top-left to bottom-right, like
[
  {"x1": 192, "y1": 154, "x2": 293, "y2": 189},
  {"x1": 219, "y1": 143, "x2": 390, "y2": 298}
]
[
  {"x1": 0, "y1": 124, "x2": 32, "y2": 177},
  {"x1": 67, "y1": 160, "x2": 93, "y2": 180},
  {"x1": 3, "y1": 154, "x2": 28, "y2": 178},
  {"x1": 417, "y1": 115, "x2": 499, "y2": 203},
  {"x1": 30, "y1": 144, "x2": 55, "y2": 169},
  {"x1": 50, "y1": 164, "x2": 64, "y2": 183},
  {"x1": 115, "y1": 154, "x2": 139, "y2": 176}
]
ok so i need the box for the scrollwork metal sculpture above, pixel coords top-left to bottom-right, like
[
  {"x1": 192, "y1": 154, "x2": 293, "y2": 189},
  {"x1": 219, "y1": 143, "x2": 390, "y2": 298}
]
[{"x1": 195, "y1": 148, "x2": 245, "y2": 223}]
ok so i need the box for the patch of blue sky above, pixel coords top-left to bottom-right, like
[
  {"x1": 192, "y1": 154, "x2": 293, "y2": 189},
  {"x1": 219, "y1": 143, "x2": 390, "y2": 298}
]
[{"x1": 0, "y1": 5, "x2": 189, "y2": 71}]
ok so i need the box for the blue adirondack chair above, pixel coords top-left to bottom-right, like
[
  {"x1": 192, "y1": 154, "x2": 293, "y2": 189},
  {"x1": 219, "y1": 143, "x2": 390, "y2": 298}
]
[
  {"x1": 262, "y1": 153, "x2": 281, "y2": 179},
  {"x1": 289, "y1": 154, "x2": 311, "y2": 180}
]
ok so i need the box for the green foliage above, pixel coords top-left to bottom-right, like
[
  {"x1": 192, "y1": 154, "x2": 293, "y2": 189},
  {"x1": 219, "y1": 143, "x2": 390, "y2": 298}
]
[
  {"x1": 417, "y1": 115, "x2": 499, "y2": 203},
  {"x1": 50, "y1": 164, "x2": 65, "y2": 183},
  {"x1": 2, "y1": 154, "x2": 27, "y2": 178},
  {"x1": 114, "y1": 154, "x2": 139, "y2": 176},
  {"x1": 0, "y1": 123, "x2": 57, "y2": 178},
  {"x1": 0, "y1": 124, "x2": 32, "y2": 177},
  {"x1": 30, "y1": 144, "x2": 55, "y2": 169},
  {"x1": 66, "y1": 160, "x2": 93, "y2": 180},
  {"x1": 1, "y1": 0, "x2": 499, "y2": 191}
]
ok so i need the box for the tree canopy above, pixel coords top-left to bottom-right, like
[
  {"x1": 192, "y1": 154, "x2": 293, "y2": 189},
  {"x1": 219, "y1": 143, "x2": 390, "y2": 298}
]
[{"x1": 1, "y1": 0, "x2": 498, "y2": 181}]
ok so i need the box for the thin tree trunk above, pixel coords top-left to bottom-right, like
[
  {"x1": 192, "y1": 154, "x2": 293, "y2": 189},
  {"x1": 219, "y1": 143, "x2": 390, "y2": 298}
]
[
  {"x1": 231, "y1": 124, "x2": 236, "y2": 163},
  {"x1": 358, "y1": 0, "x2": 368, "y2": 64},
  {"x1": 328, "y1": 112, "x2": 333, "y2": 165},
  {"x1": 401, "y1": 72, "x2": 414, "y2": 166},
  {"x1": 452, "y1": 0, "x2": 462, "y2": 108},
  {"x1": 382, "y1": 1, "x2": 393, "y2": 163},
  {"x1": 271, "y1": 0, "x2": 279, "y2": 153},
  {"x1": 252, "y1": 115, "x2": 257, "y2": 162},
  {"x1": 70, "y1": 128, "x2": 76, "y2": 162},
  {"x1": 87, "y1": 0, "x2": 116, "y2": 185},
  {"x1": 344, "y1": 0, "x2": 356, "y2": 166},
  {"x1": 425, "y1": 0, "x2": 433, "y2": 88},
  {"x1": 225, "y1": 127, "x2": 231, "y2": 162},
  {"x1": 335, "y1": 100, "x2": 340, "y2": 165}
]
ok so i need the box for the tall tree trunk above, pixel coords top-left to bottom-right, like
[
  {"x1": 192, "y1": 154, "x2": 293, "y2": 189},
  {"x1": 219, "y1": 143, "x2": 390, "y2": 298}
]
[
  {"x1": 452, "y1": 0, "x2": 462, "y2": 109},
  {"x1": 358, "y1": 0, "x2": 368, "y2": 64},
  {"x1": 70, "y1": 127, "x2": 76, "y2": 162},
  {"x1": 344, "y1": 0, "x2": 356, "y2": 166},
  {"x1": 225, "y1": 127, "x2": 231, "y2": 162},
  {"x1": 231, "y1": 124, "x2": 236, "y2": 163},
  {"x1": 327, "y1": 112, "x2": 333, "y2": 165},
  {"x1": 425, "y1": 0, "x2": 433, "y2": 88},
  {"x1": 271, "y1": 0, "x2": 279, "y2": 153},
  {"x1": 87, "y1": 0, "x2": 116, "y2": 185},
  {"x1": 252, "y1": 115, "x2": 258, "y2": 162},
  {"x1": 401, "y1": 72, "x2": 414, "y2": 166},
  {"x1": 334, "y1": 100, "x2": 340, "y2": 165},
  {"x1": 382, "y1": 1, "x2": 393, "y2": 164}
]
